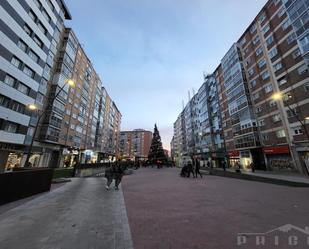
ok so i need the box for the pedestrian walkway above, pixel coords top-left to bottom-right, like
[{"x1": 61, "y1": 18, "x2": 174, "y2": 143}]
[
  {"x1": 122, "y1": 168, "x2": 309, "y2": 249},
  {"x1": 0, "y1": 178, "x2": 133, "y2": 249}
]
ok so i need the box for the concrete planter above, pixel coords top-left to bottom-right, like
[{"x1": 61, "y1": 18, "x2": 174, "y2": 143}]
[{"x1": 0, "y1": 168, "x2": 53, "y2": 205}]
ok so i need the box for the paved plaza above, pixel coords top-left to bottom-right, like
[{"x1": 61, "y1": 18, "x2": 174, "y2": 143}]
[{"x1": 0, "y1": 168, "x2": 309, "y2": 249}]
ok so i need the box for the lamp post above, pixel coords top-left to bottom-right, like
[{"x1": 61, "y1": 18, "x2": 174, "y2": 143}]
[
  {"x1": 272, "y1": 92, "x2": 309, "y2": 175},
  {"x1": 24, "y1": 79, "x2": 75, "y2": 167}
]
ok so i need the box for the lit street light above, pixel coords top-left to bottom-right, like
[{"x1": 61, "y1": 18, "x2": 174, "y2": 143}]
[
  {"x1": 271, "y1": 92, "x2": 309, "y2": 175},
  {"x1": 24, "y1": 79, "x2": 75, "y2": 167}
]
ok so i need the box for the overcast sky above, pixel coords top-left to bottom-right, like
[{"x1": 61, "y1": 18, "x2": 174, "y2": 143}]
[{"x1": 65, "y1": 0, "x2": 267, "y2": 150}]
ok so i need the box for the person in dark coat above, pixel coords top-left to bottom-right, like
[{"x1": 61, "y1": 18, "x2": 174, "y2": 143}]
[
  {"x1": 222, "y1": 160, "x2": 227, "y2": 171},
  {"x1": 180, "y1": 165, "x2": 188, "y2": 177},
  {"x1": 105, "y1": 165, "x2": 114, "y2": 190},
  {"x1": 187, "y1": 161, "x2": 195, "y2": 178},
  {"x1": 194, "y1": 159, "x2": 202, "y2": 178},
  {"x1": 114, "y1": 161, "x2": 126, "y2": 190}
]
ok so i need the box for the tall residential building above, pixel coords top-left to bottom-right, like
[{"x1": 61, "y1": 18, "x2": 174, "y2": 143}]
[
  {"x1": 237, "y1": 0, "x2": 309, "y2": 173},
  {"x1": 119, "y1": 129, "x2": 152, "y2": 160},
  {"x1": 0, "y1": 0, "x2": 71, "y2": 171},
  {"x1": 0, "y1": 0, "x2": 121, "y2": 170},
  {"x1": 101, "y1": 91, "x2": 122, "y2": 160},
  {"x1": 172, "y1": 0, "x2": 309, "y2": 174}
]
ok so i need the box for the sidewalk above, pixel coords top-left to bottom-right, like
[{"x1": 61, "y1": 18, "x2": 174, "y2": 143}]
[
  {"x1": 202, "y1": 168, "x2": 309, "y2": 187},
  {"x1": 0, "y1": 178, "x2": 133, "y2": 249}
]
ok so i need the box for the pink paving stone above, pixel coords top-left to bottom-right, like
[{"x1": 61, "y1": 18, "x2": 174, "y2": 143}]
[{"x1": 122, "y1": 168, "x2": 309, "y2": 249}]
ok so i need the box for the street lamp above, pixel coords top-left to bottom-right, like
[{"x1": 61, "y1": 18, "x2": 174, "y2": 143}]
[
  {"x1": 271, "y1": 92, "x2": 309, "y2": 175},
  {"x1": 271, "y1": 92, "x2": 309, "y2": 140},
  {"x1": 24, "y1": 79, "x2": 75, "y2": 167}
]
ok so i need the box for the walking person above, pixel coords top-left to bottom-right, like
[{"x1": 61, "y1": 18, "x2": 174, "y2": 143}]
[
  {"x1": 105, "y1": 164, "x2": 114, "y2": 190},
  {"x1": 114, "y1": 160, "x2": 126, "y2": 190},
  {"x1": 194, "y1": 159, "x2": 203, "y2": 178},
  {"x1": 250, "y1": 161, "x2": 255, "y2": 172},
  {"x1": 187, "y1": 161, "x2": 195, "y2": 178},
  {"x1": 222, "y1": 160, "x2": 227, "y2": 171}
]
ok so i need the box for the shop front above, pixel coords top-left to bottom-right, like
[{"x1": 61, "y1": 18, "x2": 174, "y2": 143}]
[
  {"x1": 263, "y1": 146, "x2": 294, "y2": 171},
  {"x1": 227, "y1": 150, "x2": 240, "y2": 168}
]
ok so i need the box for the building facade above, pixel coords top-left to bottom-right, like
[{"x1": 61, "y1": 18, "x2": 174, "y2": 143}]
[
  {"x1": 172, "y1": 0, "x2": 309, "y2": 174},
  {"x1": 0, "y1": 0, "x2": 121, "y2": 170},
  {"x1": 119, "y1": 129, "x2": 152, "y2": 161},
  {"x1": 0, "y1": 0, "x2": 71, "y2": 171}
]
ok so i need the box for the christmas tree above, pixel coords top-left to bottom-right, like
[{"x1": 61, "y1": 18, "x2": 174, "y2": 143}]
[{"x1": 148, "y1": 124, "x2": 167, "y2": 165}]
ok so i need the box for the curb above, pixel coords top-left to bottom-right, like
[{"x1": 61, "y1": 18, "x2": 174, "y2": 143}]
[{"x1": 202, "y1": 169, "x2": 309, "y2": 187}]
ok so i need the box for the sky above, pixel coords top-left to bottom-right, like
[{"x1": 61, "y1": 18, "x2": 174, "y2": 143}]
[{"x1": 65, "y1": 0, "x2": 267, "y2": 150}]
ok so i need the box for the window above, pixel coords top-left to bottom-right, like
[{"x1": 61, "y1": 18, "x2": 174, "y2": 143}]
[
  {"x1": 248, "y1": 68, "x2": 254, "y2": 76},
  {"x1": 269, "y1": 47, "x2": 278, "y2": 58},
  {"x1": 264, "y1": 83, "x2": 273, "y2": 93},
  {"x1": 29, "y1": 9, "x2": 37, "y2": 22},
  {"x1": 34, "y1": 0, "x2": 42, "y2": 9},
  {"x1": 278, "y1": 77, "x2": 287, "y2": 85},
  {"x1": 282, "y1": 19, "x2": 290, "y2": 30},
  {"x1": 272, "y1": 114, "x2": 281, "y2": 122},
  {"x1": 253, "y1": 92, "x2": 260, "y2": 101},
  {"x1": 33, "y1": 35, "x2": 43, "y2": 48},
  {"x1": 304, "y1": 83, "x2": 309, "y2": 92},
  {"x1": 4, "y1": 75, "x2": 15, "y2": 87},
  {"x1": 258, "y1": 59, "x2": 266, "y2": 68},
  {"x1": 17, "y1": 83, "x2": 29, "y2": 94},
  {"x1": 263, "y1": 24, "x2": 270, "y2": 34},
  {"x1": 250, "y1": 24, "x2": 257, "y2": 34},
  {"x1": 274, "y1": 62, "x2": 283, "y2": 71},
  {"x1": 36, "y1": 93, "x2": 44, "y2": 104},
  {"x1": 287, "y1": 108, "x2": 298, "y2": 117},
  {"x1": 0, "y1": 94, "x2": 10, "y2": 107},
  {"x1": 23, "y1": 24, "x2": 32, "y2": 36},
  {"x1": 259, "y1": 13, "x2": 266, "y2": 23},
  {"x1": 250, "y1": 80, "x2": 257, "y2": 88},
  {"x1": 11, "y1": 57, "x2": 22, "y2": 68},
  {"x1": 298, "y1": 64, "x2": 307, "y2": 75},
  {"x1": 42, "y1": 9, "x2": 51, "y2": 23},
  {"x1": 300, "y1": 34, "x2": 309, "y2": 53},
  {"x1": 253, "y1": 36, "x2": 260, "y2": 45},
  {"x1": 23, "y1": 66, "x2": 35, "y2": 78},
  {"x1": 240, "y1": 37, "x2": 246, "y2": 46},
  {"x1": 276, "y1": 129, "x2": 286, "y2": 138},
  {"x1": 278, "y1": 7, "x2": 285, "y2": 17},
  {"x1": 47, "y1": 0, "x2": 55, "y2": 11},
  {"x1": 3, "y1": 122, "x2": 18, "y2": 133},
  {"x1": 269, "y1": 100, "x2": 277, "y2": 107},
  {"x1": 261, "y1": 71, "x2": 270, "y2": 80},
  {"x1": 292, "y1": 49, "x2": 301, "y2": 58},
  {"x1": 266, "y1": 35, "x2": 274, "y2": 46},
  {"x1": 283, "y1": 92, "x2": 292, "y2": 101},
  {"x1": 28, "y1": 50, "x2": 39, "y2": 63},
  {"x1": 38, "y1": 22, "x2": 47, "y2": 35},
  {"x1": 11, "y1": 101, "x2": 25, "y2": 114},
  {"x1": 17, "y1": 40, "x2": 27, "y2": 52},
  {"x1": 286, "y1": 33, "x2": 296, "y2": 44},
  {"x1": 256, "y1": 47, "x2": 263, "y2": 56},
  {"x1": 294, "y1": 127, "x2": 303, "y2": 135},
  {"x1": 259, "y1": 119, "x2": 265, "y2": 126},
  {"x1": 262, "y1": 133, "x2": 269, "y2": 141}
]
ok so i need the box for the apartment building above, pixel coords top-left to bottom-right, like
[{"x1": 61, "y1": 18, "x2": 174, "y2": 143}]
[
  {"x1": 0, "y1": 0, "x2": 71, "y2": 171},
  {"x1": 172, "y1": 0, "x2": 309, "y2": 174},
  {"x1": 0, "y1": 0, "x2": 121, "y2": 170},
  {"x1": 100, "y1": 91, "x2": 122, "y2": 160},
  {"x1": 172, "y1": 74, "x2": 225, "y2": 167},
  {"x1": 119, "y1": 129, "x2": 152, "y2": 160},
  {"x1": 237, "y1": 0, "x2": 309, "y2": 173}
]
